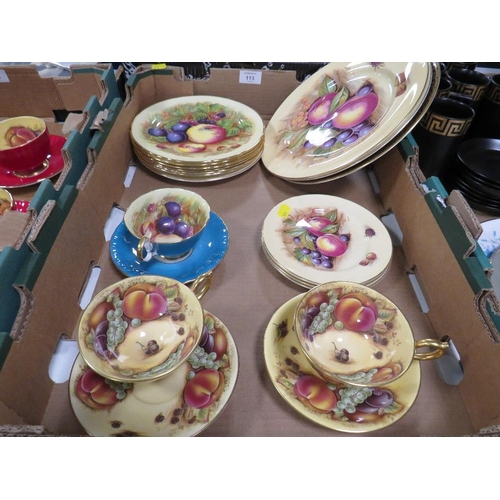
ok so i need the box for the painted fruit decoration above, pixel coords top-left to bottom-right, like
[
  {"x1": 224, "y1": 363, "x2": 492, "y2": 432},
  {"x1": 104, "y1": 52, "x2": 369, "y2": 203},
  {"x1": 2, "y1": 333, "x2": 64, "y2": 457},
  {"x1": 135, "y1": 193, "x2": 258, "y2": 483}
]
[
  {"x1": 5, "y1": 126, "x2": 39, "y2": 147},
  {"x1": 281, "y1": 206, "x2": 350, "y2": 270},
  {"x1": 75, "y1": 311, "x2": 232, "y2": 435},
  {"x1": 278, "y1": 65, "x2": 407, "y2": 161},
  {"x1": 83, "y1": 279, "x2": 195, "y2": 377},
  {"x1": 143, "y1": 100, "x2": 254, "y2": 156},
  {"x1": 293, "y1": 374, "x2": 400, "y2": 424},
  {"x1": 274, "y1": 319, "x2": 404, "y2": 425},
  {"x1": 75, "y1": 368, "x2": 132, "y2": 410},
  {"x1": 297, "y1": 284, "x2": 402, "y2": 384},
  {"x1": 132, "y1": 194, "x2": 206, "y2": 244}
]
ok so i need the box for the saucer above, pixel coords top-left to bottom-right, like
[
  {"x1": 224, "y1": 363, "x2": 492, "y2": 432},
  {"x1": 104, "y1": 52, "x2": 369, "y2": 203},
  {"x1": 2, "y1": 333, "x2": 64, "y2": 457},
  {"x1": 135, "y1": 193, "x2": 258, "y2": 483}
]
[
  {"x1": 263, "y1": 293, "x2": 421, "y2": 433},
  {"x1": 0, "y1": 135, "x2": 65, "y2": 189},
  {"x1": 70, "y1": 309, "x2": 239, "y2": 437},
  {"x1": 110, "y1": 211, "x2": 229, "y2": 283}
]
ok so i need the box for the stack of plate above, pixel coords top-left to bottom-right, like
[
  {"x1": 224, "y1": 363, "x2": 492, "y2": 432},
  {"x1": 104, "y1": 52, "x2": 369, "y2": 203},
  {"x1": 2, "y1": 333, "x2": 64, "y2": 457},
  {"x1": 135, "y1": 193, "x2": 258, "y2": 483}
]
[
  {"x1": 261, "y1": 194, "x2": 393, "y2": 289},
  {"x1": 446, "y1": 138, "x2": 500, "y2": 215},
  {"x1": 261, "y1": 62, "x2": 439, "y2": 184},
  {"x1": 130, "y1": 95, "x2": 264, "y2": 183}
]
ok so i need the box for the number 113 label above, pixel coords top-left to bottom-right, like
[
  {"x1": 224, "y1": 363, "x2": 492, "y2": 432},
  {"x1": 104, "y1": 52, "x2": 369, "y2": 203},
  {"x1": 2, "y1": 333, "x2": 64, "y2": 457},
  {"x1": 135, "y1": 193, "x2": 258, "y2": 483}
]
[{"x1": 239, "y1": 70, "x2": 262, "y2": 85}]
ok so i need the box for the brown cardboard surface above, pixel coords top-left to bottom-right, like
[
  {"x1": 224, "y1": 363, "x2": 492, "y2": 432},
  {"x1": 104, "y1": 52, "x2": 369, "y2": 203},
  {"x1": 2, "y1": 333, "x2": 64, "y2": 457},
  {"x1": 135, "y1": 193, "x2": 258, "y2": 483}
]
[{"x1": 0, "y1": 68, "x2": 488, "y2": 436}]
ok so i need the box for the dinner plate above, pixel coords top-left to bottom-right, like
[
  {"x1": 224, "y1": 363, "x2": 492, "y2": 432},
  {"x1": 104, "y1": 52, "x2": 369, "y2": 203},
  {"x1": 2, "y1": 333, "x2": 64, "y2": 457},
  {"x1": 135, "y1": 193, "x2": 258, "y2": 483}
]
[
  {"x1": 263, "y1": 293, "x2": 421, "y2": 433},
  {"x1": 131, "y1": 95, "x2": 264, "y2": 164},
  {"x1": 262, "y1": 62, "x2": 434, "y2": 181},
  {"x1": 110, "y1": 211, "x2": 229, "y2": 283},
  {"x1": 0, "y1": 135, "x2": 65, "y2": 188},
  {"x1": 70, "y1": 309, "x2": 239, "y2": 437},
  {"x1": 285, "y1": 63, "x2": 440, "y2": 186},
  {"x1": 261, "y1": 194, "x2": 393, "y2": 287}
]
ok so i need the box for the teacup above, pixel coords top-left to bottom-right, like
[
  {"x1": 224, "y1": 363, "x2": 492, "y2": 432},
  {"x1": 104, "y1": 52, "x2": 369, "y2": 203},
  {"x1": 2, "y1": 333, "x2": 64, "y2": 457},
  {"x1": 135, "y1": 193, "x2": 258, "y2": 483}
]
[
  {"x1": 294, "y1": 281, "x2": 448, "y2": 388},
  {"x1": 123, "y1": 188, "x2": 210, "y2": 262},
  {"x1": 77, "y1": 274, "x2": 211, "y2": 383},
  {"x1": 0, "y1": 116, "x2": 51, "y2": 173}
]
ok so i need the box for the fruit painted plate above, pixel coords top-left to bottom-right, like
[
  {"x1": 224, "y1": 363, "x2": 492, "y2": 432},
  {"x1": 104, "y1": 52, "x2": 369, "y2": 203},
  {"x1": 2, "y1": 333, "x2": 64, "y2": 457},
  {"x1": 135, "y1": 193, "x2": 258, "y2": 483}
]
[
  {"x1": 262, "y1": 237, "x2": 392, "y2": 290},
  {"x1": 110, "y1": 211, "x2": 229, "y2": 282},
  {"x1": 264, "y1": 294, "x2": 421, "y2": 433},
  {"x1": 262, "y1": 62, "x2": 434, "y2": 181},
  {"x1": 261, "y1": 194, "x2": 393, "y2": 287},
  {"x1": 135, "y1": 144, "x2": 262, "y2": 183},
  {"x1": 131, "y1": 95, "x2": 264, "y2": 164},
  {"x1": 0, "y1": 135, "x2": 65, "y2": 188},
  {"x1": 70, "y1": 310, "x2": 239, "y2": 437}
]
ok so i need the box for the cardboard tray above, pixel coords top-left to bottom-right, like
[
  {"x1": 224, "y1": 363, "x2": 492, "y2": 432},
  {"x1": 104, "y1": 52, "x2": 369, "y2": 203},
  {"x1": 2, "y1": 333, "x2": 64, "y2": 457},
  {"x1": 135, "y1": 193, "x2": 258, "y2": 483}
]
[
  {"x1": 1, "y1": 65, "x2": 499, "y2": 436},
  {"x1": 0, "y1": 63, "x2": 121, "y2": 365}
]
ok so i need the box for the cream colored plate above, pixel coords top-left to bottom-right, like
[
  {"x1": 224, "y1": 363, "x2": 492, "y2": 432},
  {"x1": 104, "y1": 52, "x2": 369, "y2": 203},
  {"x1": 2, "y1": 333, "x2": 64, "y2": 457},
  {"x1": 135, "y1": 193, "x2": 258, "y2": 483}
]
[
  {"x1": 262, "y1": 194, "x2": 393, "y2": 287},
  {"x1": 264, "y1": 294, "x2": 421, "y2": 433},
  {"x1": 70, "y1": 310, "x2": 238, "y2": 437},
  {"x1": 131, "y1": 95, "x2": 264, "y2": 164},
  {"x1": 262, "y1": 238, "x2": 392, "y2": 289},
  {"x1": 262, "y1": 62, "x2": 432, "y2": 181}
]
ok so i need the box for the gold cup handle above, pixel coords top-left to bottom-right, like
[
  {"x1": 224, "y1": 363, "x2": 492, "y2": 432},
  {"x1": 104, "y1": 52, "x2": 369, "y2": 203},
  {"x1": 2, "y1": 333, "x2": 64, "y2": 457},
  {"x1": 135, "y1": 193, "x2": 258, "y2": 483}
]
[
  {"x1": 137, "y1": 236, "x2": 154, "y2": 262},
  {"x1": 413, "y1": 338, "x2": 449, "y2": 361},
  {"x1": 189, "y1": 271, "x2": 213, "y2": 300}
]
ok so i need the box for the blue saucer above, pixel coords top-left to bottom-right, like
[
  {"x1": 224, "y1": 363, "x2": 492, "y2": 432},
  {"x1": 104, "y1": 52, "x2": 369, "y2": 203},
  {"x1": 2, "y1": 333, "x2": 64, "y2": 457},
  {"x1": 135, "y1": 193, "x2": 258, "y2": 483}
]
[{"x1": 110, "y1": 211, "x2": 229, "y2": 283}]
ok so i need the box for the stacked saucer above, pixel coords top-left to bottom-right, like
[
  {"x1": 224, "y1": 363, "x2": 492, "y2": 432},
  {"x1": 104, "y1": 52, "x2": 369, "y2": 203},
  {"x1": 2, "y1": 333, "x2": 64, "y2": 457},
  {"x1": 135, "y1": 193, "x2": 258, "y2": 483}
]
[
  {"x1": 130, "y1": 95, "x2": 264, "y2": 182},
  {"x1": 261, "y1": 194, "x2": 393, "y2": 289},
  {"x1": 445, "y1": 138, "x2": 500, "y2": 215},
  {"x1": 261, "y1": 62, "x2": 438, "y2": 183},
  {"x1": 70, "y1": 275, "x2": 239, "y2": 437}
]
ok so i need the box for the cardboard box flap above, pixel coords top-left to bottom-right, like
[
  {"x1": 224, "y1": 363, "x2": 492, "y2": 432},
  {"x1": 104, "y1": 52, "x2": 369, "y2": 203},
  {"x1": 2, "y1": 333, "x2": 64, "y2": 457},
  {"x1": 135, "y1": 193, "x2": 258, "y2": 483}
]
[
  {"x1": 125, "y1": 66, "x2": 301, "y2": 122},
  {"x1": 0, "y1": 63, "x2": 119, "y2": 120},
  {"x1": 375, "y1": 143, "x2": 500, "y2": 430},
  {"x1": 0, "y1": 192, "x2": 105, "y2": 422},
  {"x1": 79, "y1": 99, "x2": 124, "y2": 193},
  {"x1": 0, "y1": 209, "x2": 33, "y2": 251},
  {"x1": 126, "y1": 66, "x2": 195, "y2": 106},
  {"x1": 192, "y1": 68, "x2": 301, "y2": 120},
  {"x1": 57, "y1": 64, "x2": 114, "y2": 108},
  {"x1": 0, "y1": 246, "x2": 33, "y2": 333},
  {"x1": 52, "y1": 98, "x2": 97, "y2": 191},
  {"x1": 0, "y1": 65, "x2": 63, "y2": 118}
]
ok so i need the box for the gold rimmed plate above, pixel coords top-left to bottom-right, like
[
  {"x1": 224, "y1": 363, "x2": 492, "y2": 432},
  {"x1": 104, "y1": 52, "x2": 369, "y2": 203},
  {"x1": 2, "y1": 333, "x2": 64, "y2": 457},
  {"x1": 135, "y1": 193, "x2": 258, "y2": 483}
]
[
  {"x1": 70, "y1": 309, "x2": 239, "y2": 437},
  {"x1": 262, "y1": 62, "x2": 434, "y2": 182},
  {"x1": 263, "y1": 293, "x2": 421, "y2": 433},
  {"x1": 131, "y1": 95, "x2": 264, "y2": 165},
  {"x1": 261, "y1": 194, "x2": 393, "y2": 288}
]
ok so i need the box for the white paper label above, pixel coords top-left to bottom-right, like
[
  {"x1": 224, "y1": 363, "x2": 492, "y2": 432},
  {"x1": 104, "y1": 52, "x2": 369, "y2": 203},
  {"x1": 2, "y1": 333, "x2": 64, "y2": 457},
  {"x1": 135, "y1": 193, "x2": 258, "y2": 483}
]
[
  {"x1": 0, "y1": 70, "x2": 10, "y2": 83},
  {"x1": 239, "y1": 70, "x2": 262, "y2": 85}
]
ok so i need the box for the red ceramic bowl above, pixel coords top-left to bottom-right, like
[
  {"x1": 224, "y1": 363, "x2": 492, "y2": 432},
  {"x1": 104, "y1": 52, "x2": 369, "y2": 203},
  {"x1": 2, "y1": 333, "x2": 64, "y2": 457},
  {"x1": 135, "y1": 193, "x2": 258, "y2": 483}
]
[{"x1": 0, "y1": 116, "x2": 51, "y2": 172}]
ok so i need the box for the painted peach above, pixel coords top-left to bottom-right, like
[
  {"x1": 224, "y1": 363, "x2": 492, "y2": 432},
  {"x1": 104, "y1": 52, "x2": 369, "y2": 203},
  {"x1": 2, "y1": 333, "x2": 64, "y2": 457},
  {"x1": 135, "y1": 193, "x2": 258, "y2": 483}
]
[
  {"x1": 6, "y1": 126, "x2": 37, "y2": 147},
  {"x1": 76, "y1": 369, "x2": 118, "y2": 409},
  {"x1": 370, "y1": 363, "x2": 403, "y2": 383},
  {"x1": 305, "y1": 291, "x2": 330, "y2": 309},
  {"x1": 122, "y1": 284, "x2": 167, "y2": 321},
  {"x1": 178, "y1": 142, "x2": 206, "y2": 153},
  {"x1": 334, "y1": 292, "x2": 378, "y2": 332},
  {"x1": 293, "y1": 375, "x2": 337, "y2": 413},
  {"x1": 316, "y1": 234, "x2": 348, "y2": 257},
  {"x1": 186, "y1": 124, "x2": 227, "y2": 145},
  {"x1": 211, "y1": 328, "x2": 228, "y2": 360},
  {"x1": 88, "y1": 301, "x2": 115, "y2": 331},
  {"x1": 184, "y1": 369, "x2": 225, "y2": 409}
]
